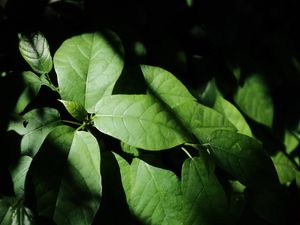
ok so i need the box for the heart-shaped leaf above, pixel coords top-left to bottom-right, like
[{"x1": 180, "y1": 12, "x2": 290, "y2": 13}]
[
  {"x1": 54, "y1": 31, "x2": 124, "y2": 112},
  {"x1": 26, "y1": 125, "x2": 101, "y2": 225},
  {"x1": 19, "y1": 32, "x2": 53, "y2": 74}
]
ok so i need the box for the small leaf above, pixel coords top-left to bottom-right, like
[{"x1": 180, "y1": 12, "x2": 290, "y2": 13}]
[
  {"x1": 59, "y1": 100, "x2": 88, "y2": 121},
  {"x1": 8, "y1": 107, "x2": 62, "y2": 156},
  {"x1": 173, "y1": 101, "x2": 236, "y2": 143},
  {"x1": 54, "y1": 31, "x2": 124, "y2": 112},
  {"x1": 213, "y1": 96, "x2": 253, "y2": 137},
  {"x1": 209, "y1": 130, "x2": 279, "y2": 188},
  {"x1": 141, "y1": 65, "x2": 196, "y2": 108},
  {"x1": 9, "y1": 156, "x2": 32, "y2": 197},
  {"x1": 181, "y1": 156, "x2": 228, "y2": 225},
  {"x1": 114, "y1": 153, "x2": 183, "y2": 225},
  {"x1": 19, "y1": 32, "x2": 53, "y2": 74},
  {"x1": 94, "y1": 95, "x2": 192, "y2": 150},
  {"x1": 234, "y1": 74, "x2": 274, "y2": 127},
  {"x1": 283, "y1": 129, "x2": 299, "y2": 154},
  {"x1": 26, "y1": 126, "x2": 101, "y2": 225},
  {"x1": 120, "y1": 141, "x2": 140, "y2": 157}
]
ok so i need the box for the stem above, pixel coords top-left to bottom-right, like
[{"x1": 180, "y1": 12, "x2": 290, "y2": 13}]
[
  {"x1": 62, "y1": 120, "x2": 82, "y2": 126},
  {"x1": 181, "y1": 147, "x2": 193, "y2": 159}
]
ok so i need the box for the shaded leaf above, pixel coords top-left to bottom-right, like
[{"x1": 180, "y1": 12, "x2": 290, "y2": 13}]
[
  {"x1": 0, "y1": 197, "x2": 35, "y2": 225},
  {"x1": 26, "y1": 126, "x2": 101, "y2": 225},
  {"x1": 19, "y1": 32, "x2": 52, "y2": 74},
  {"x1": 8, "y1": 107, "x2": 62, "y2": 156},
  {"x1": 213, "y1": 96, "x2": 253, "y2": 137},
  {"x1": 181, "y1": 156, "x2": 228, "y2": 225},
  {"x1": 15, "y1": 71, "x2": 42, "y2": 114},
  {"x1": 209, "y1": 130, "x2": 279, "y2": 188},
  {"x1": 94, "y1": 95, "x2": 192, "y2": 150},
  {"x1": 272, "y1": 151, "x2": 297, "y2": 185},
  {"x1": 9, "y1": 156, "x2": 32, "y2": 197},
  {"x1": 234, "y1": 74, "x2": 274, "y2": 127},
  {"x1": 114, "y1": 153, "x2": 183, "y2": 225},
  {"x1": 58, "y1": 100, "x2": 88, "y2": 121},
  {"x1": 54, "y1": 31, "x2": 124, "y2": 112}
]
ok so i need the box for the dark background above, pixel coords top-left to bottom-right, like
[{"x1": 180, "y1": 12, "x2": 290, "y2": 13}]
[{"x1": 1, "y1": 0, "x2": 300, "y2": 224}]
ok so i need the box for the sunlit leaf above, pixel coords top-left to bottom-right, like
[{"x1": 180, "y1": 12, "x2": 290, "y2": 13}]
[
  {"x1": 94, "y1": 95, "x2": 192, "y2": 150},
  {"x1": 8, "y1": 107, "x2": 62, "y2": 156},
  {"x1": 26, "y1": 126, "x2": 101, "y2": 225},
  {"x1": 19, "y1": 32, "x2": 52, "y2": 74},
  {"x1": 54, "y1": 31, "x2": 124, "y2": 112},
  {"x1": 114, "y1": 153, "x2": 183, "y2": 225}
]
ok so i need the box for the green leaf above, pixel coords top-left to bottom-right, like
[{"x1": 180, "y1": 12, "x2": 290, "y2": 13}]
[
  {"x1": 114, "y1": 153, "x2": 183, "y2": 225},
  {"x1": 0, "y1": 197, "x2": 35, "y2": 225},
  {"x1": 94, "y1": 95, "x2": 192, "y2": 150},
  {"x1": 272, "y1": 151, "x2": 297, "y2": 185},
  {"x1": 15, "y1": 71, "x2": 42, "y2": 114},
  {"x1": 199, "y1": 79, "x2": 222, "y2": 107},
  {"x1": 283, "y1": 129, "x2": 299, "y2": 154},
  {"x1": 19, "y1": 32, "x2": 53, "y2": 74},
  {"x1": 209, "y1": 130, "x2": 279, "y2": 188},
  {"x1": 141, "y1": 65, "x2": 196, "y2": 108},
  {"x1": 181, "y1": 156, "x2": 228, "y2": 225},
  {"x1": 173, "y1": 101, "x2": 236, "y2": 143},
  {"x1": 54, "y1": 31, "x2": 124, "y2": 112},
  {"x1": 8, "y1": 107, "x2": 62, "y2": 156},
  {"x1": 58, "y1": 100, "x2": 88, "y2": 121},
  {"x1": 26, "y1": 126, "x2": 101, "y2": 225},
  {"x1": 213, "y1": 96, "x2": 253, "y2": 137},
  {"x1": 234, "y1": 74, "x2": 274, "y2": 127},
  {"x1": 9, "y1": 156, "x2": 32, "y2": 197}
]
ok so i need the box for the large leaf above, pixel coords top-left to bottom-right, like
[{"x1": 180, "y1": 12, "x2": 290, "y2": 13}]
[
  {"x1": 0, "y1": 197, "x2": 35, "y2": 225},
  {"x1": 209, "y1": 130, "x2": 279, "y2": 188},
  {"x1": 94, "y1": 95, "x2": 192, "y2": 150},
  {"x1": 181, "y1": 156, "x2": 229, "y2": 225},
  {"x1": 9, "y1": 156, "x2": 32, "y2": 197},
  {"x1": 114, "y1": 153, "x2": 183, "y2": 225},
  {"x1": 213, "y1": 96, "x2": 253, "y2": 137},
  {"x1": 173, "y1": 101, "x2": 236, "y2": 143},
  {"x1": 19, "y1": 32, "x2": 52, "y2": 74},
  {"x1": 141, "y1": 65, "x2": 196, "y2": 108},
  {"x1": 8, "y1": 107, "x2": 62, "y2": 156},
  {"x1": 234, "y1": 74, "x2": 274, "y2": 127},
  {"x1": 26, "y1": 126, "x2": 101, "y2": 225},
  {"x1": 54, "y1": 31, "x2": 124, "y2": 112}
]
